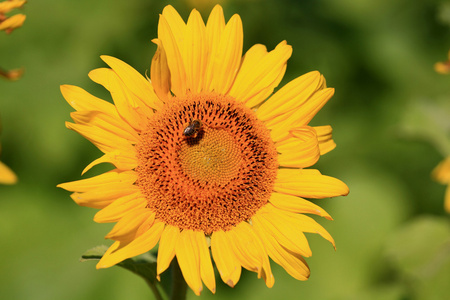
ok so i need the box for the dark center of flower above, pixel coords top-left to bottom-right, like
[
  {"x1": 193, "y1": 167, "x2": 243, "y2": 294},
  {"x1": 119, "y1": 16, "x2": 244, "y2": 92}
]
[{"x1": 136, "y1": 92, "x2": 278, "y2": 234}]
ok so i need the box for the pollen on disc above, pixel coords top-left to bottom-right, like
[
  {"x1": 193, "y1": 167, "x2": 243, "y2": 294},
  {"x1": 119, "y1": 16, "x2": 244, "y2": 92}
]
[{"x1": 135, "y1": 92, "x2": 278, "y2": 234}]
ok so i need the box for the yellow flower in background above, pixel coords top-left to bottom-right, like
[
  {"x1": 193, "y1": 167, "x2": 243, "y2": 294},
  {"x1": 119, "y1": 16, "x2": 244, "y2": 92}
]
[
  {"x1": 0, "y1": 0, "x2": 26, "y2": 80},
  {"x1": 432, "y1": 157, "x2": 450, "y2": 213},
  {"x1": 58, "y1": 5, "x2": 349, "y2": 295},
  {"x1": 434, "y1": 50, "x2": 450, "y2": 74},
  {"x1": 433, "y1": 50, "x2": 450, "y2": 212},
  {"x1": 0, "y1": 159, "x2": 17, "y2": 184},
  {"x1": 0, "y1": 66, "x2": 23, "y2": 80},
  {"x1": 0, "y1": 1, "x2": 23, "y2": 180},
  {"x1": 0, "y1": 0, "x2": 26, "y2": 34},
  {"x1": 0, "y1": 132, "x2": 17, "y2": 184}
]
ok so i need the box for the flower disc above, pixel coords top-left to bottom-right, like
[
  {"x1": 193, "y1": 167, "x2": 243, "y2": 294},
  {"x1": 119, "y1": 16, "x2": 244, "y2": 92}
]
[{"x1": 136, "y1": 92, "x2": 278, "y2": 234}]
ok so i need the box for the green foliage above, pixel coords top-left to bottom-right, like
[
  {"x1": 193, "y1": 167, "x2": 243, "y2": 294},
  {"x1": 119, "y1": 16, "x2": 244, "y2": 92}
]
[
  {"x1": 384, "y1": 217, "x2": 450, "y2": 300},
  {"x1": 80, "y1": 245, "x2": 158, "y2": 285},
  {"x1": 80, "y1": 246, "x2": 166, "y2": 299}
]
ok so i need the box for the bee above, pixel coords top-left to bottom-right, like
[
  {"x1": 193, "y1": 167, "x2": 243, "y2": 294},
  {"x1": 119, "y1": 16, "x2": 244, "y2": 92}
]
[{"x1": 183, "y1": 119, "x2": 202, "y2": 138}]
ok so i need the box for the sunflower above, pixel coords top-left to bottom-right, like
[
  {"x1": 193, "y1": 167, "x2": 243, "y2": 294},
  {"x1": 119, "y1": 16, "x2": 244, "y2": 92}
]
[{"x1": 58, "y1": 5, "x2": 349, "y2": 295}]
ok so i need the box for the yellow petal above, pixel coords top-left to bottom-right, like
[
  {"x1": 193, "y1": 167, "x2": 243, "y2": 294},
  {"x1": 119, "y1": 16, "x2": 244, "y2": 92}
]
[
  {"x1": 290, "y1": 87, "x2": 335, "y2": 126},
  {"x1": 60, "y1": 84, "x2": 115, "y2": 114},
  {"x1": 195, "y1": 231, "x2": 216, "y2": 294},
  {"x1": 432, "y1": 157, "x2": 450, "y2": 184},
  {"x1": 158, "y1": 14, "x2": 187, "y2": 96},
  {"x1": 81, "y1": 150, "x2": 137, "y2": 175},
  {"x1": 58, "y1": 170, "x2": 138, "y2": 208},
  {"x1": 58, "y1": 170, "x2": 137, "y2": 192},
  {"x1": 211, "y1": 230, "x2": 242, "y2": 287},
  {"x1": 157, "y1": 225, "x2": 180, "y2": 279},
  {"x1": 99, "y1": 241, "x2": 121, "y2": 263},
  {"x1": 254, "y1": 63, "x2": 286, "y2": 108},
  {"x1": 100, "y1": 55, "x2": 162, "y2": 111},
  {"x1": 0, "y1": 160, "x2": 17, "y2": 184},
  {"x1": 210, "y1": 14, "x2": 243, "y2": 94},
  {"x1": 151, "y1": 39, "x2": 171, "y2": 103},
  {"x1": 69, "y1": 184, "x2": 139, "y2": 208},
  {"x1": 276, "y1": 126, "x2": 320, "y2": 168},
  {"x1": 434, "y1": 50, "x2": 450, "y2": 74},
  {"x1": 313, "y1": 125, "x2": 336, "y2": 155},
  {"x1": 434, "y1": 61, "x2": 450, "y2": 74},
  {"x1": 226, "y1": 225, "x2": 260, "y2": 274},
  {"x1": 175, "y1": 230, "x2": 203, "y2": 296},
  {"x1": 97, "y1": 221, "x2": 164, "y2": 269},
  {"x1": 293, "y1": 213, "x2": 335, "y2": 248},
  {"x1": 0, "y1": 0, "x2": 25, "y2": 13},
  {"x1": 0, "y1": 14, "x2": 26, "y2": 31},
  {"x1": 88, "y1": 68, "x2": 147, "y2": 131},
  {"x1": 253, "y1": 220, "x2": 310, "y2": 281},
  {"x1": 162, "y1": 5, "x2": 186, "y2": 49},
  {"x1": 93, "y1": 192, "x2": 145, "y2": 223},
  {"x1": 253, "y1": 206, "x2": 312, "y2": 257},
  {"x1": 228, "y1": 222, "x2": 274, "y2": 288},
  {"x1": 229, "y1": 41, "x2": 292, "y2": 108},
  {"x1": 270, "y1": 88, "x2": 335, "y2": 140},
  {"x1": 275, "y1": 168, "x2": 349, "y2": 199},
  {"x1": 269, "y1": 192, "x2": 332, "y2": 220},
  {"x1": 183, "y1": 9, "x2": 207, "y2": 93},
  {"x1": 65, "y1": 122, "x2": 134, "y2": 154},
  {"x1": 267, "y1": 203, "x2": 335, "y2": 248},
  {"x1": 432, "y1": 157, "x2": 450, "y2": 213},
  {"x1": 256, "y1": 71, "x2": 322, "y2": 123},
  {"x1": 105, "y1": 210, "x2": 154, "y2": 240},
  {"x1": 204, "y1": 5, "x2": 225, "y2": 91},
  {"x1": 70, "y1": 110, "x2": 139, "y2": 143}
]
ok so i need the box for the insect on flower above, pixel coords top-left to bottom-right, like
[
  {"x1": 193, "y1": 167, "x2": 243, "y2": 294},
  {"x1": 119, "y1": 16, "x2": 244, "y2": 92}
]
[{"x1": 183, "y1": 119, "x2": 202, "y2": 138}]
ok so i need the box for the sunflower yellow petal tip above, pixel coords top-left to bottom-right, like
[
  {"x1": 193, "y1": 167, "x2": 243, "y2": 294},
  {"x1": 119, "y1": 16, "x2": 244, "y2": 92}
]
[
  {"x1": 226, "y1": 280, "x2": 235, "y2": 288},
  {"x1": 95, "y1": 262, "x2": 105, "y2": 269}
]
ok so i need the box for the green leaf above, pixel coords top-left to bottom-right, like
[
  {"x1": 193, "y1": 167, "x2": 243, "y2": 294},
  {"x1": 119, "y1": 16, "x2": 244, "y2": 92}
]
[
  {"x1": 384, "y1": 216, "x2": 450, "y2": 300},
  {"x1": 81, "y1": 245, "x2": 158, "y2": 282},
  {"x1": 117, "y1": 252, "x2": 158, "y2": 284},
  {"x1": 80, "y1": 245, "x2": 166, "y2": 299},
  {"x1": 398, "y1": 98, "x2": 450, "y2": 156},
  {"x1": 79, "y1": 245, "x2": 109, "y2": 261}
]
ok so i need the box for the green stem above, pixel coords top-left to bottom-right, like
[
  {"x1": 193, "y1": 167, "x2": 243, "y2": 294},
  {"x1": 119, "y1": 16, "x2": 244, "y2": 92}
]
[
  {"x1": 144, "y1": 278, "x2": 165, "y2": 300},
  {"x1": 170, "y1": 259, "x2": 188, "y2": 300}
]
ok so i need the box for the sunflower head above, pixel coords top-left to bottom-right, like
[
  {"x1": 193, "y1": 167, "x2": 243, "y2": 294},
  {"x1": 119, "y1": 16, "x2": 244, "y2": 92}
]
[{"x1": 58, "y1": 5, "x2": 349, "y2": 295}]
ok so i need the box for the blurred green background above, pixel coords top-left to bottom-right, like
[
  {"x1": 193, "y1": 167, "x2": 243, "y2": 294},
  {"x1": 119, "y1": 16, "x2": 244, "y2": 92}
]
[{"x1": 1, "y1": 0, "x2": 450, "y2": 299}]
